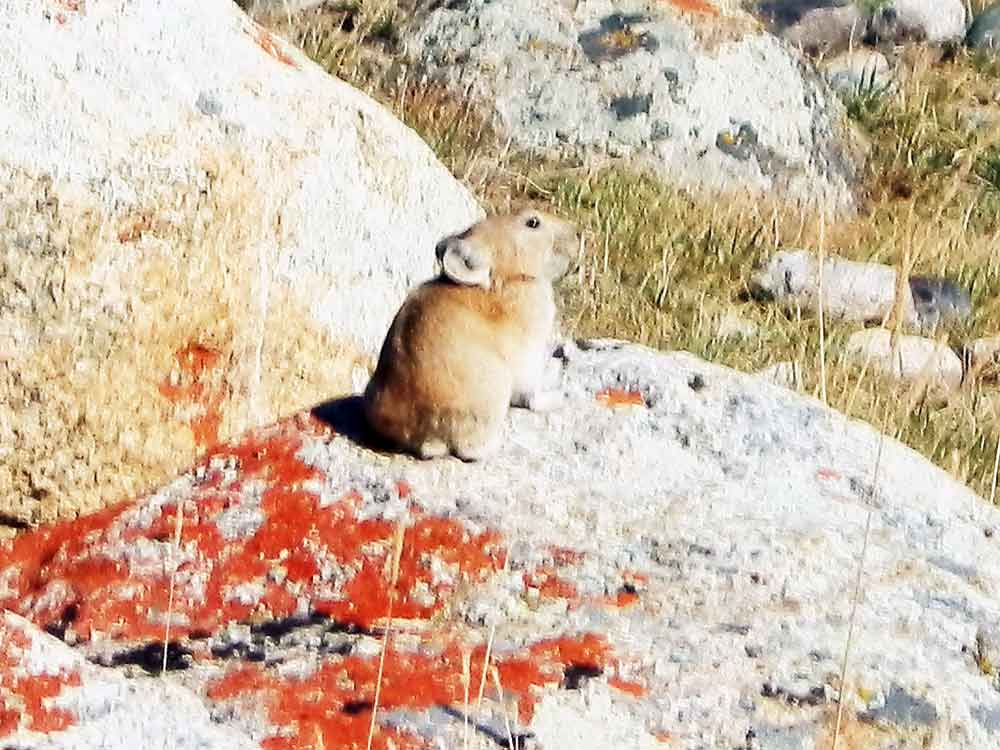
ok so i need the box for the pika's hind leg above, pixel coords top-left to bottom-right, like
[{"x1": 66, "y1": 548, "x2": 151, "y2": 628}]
[
  {"x1": 450, "y1": 400, "x2": 507, "y2": 462},
  {"x1": 452, "y1": 428, "x2": 503, "y2": 462},
  {"x1": 417, "y1": 439, "x2": 449, "y2": 460}
]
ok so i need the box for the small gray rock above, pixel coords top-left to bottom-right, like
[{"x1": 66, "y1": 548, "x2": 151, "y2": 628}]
[
  {"x1": 845, "y1": 328, "x2": 964, "y2": 391},
  {"x1": 908, "y1": 275, "x2": 972, "y2": 331},
  {"x1": 749, "y1": 249, "x2": 917, "y2": 326},
  {"x1": 868, "y1": 0, "x2": 967, "y2": 44},
  {"x1": 756, "y1": 0, "x2": 867, "y2": 56},
  {"x1": 822, "y1": 49, "x2": 893, "y2": 99},
  {"x1": 860, "y1": 684, "x2": 939, "y2": 728},
  {"x1": 967, "y1": 4, "x2": 1000, "y2": 52},
  {"x1": 750, "y1": 250, "x2": 971, "y2": 332}
]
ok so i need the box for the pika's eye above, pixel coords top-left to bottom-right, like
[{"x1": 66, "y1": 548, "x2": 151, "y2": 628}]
[{"x1": 525, "y1": 216, "x2": 541, "y2": 229}]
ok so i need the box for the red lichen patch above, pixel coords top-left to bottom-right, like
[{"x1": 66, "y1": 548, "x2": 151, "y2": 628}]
[
  {"x1": 547, "y1": 545, "x2": 585, "y2": 567},
  {"x1": 816, "y1": 467, "x2": 841, "y2": 482},
  {"x1": 623, "y1": 570, "x2": 649, "y2": 587},
  {"x1": 523, "y1": 566, "x2": 579, "y2": 602},
  {"x1": 665, "y1": 0, "x2": 718, "y2": 15},
  {"x1": 251, "y1": 24, "x2": 298, "y2": 69},
  {"x1": 608, "y1": 589, "x2": 641, "y2": 608},
  {"x1": 159, "y1": 344, "x2": 226, "y2": 449},
  {"x1": 0, "y1": 618, "x2": 81, "y2": 739},
  {"x1": 208, "y1": 632, "x2": 622, "y2": 749},
  {"x1": 596, "y1": 388, "x2": 646, "y2": 408},
  {"x1": 313, "y1": 509, "x2": 504, "y2": 629},
  {"x1": 0, "y1": 413, "x2": 503, "y2": 641},
  {"x1": 608, "y1": 677, "x2": 647, "y2": 697}
]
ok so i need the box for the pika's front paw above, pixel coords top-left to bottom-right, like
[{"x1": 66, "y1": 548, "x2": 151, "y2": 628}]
[{"x1": 523, "y1": 389, "x2": 565, "y2": 413}]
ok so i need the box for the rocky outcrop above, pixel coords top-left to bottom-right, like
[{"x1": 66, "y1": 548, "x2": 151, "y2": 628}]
[
  {"x1": 2, "y1": 340, "x2": 1000, "y2": 749},
  {"x1": 404, "y1": 0, "x2": 864, "y2": 214},
  {"x1": 749, "y1": 249, "x2": 972, "y2": 332},
  {"x1": 868, "y1": 0, "x2": 967, "y2": 44},
  {"x1": 0, "y1": 0, "x2": 481, "y2": 529},
  {"x1": 757, "y1": 0, "x2": 968, "y2": 51},
  {"x1": 967, "y1": 4, "x2": 1000, "y2": 52}
]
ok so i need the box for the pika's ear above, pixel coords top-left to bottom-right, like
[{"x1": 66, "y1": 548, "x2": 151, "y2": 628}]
[{"x1": 438, "y1": 238, "x2": 490, "y2": 288}]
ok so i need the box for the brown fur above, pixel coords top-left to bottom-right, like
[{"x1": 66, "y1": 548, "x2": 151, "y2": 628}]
[{"x1": 363, "y1": 209, "x2": 579, "y2": 461}]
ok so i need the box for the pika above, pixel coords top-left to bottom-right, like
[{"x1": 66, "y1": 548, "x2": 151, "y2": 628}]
[{"x1": 363, "y1": 209, "x2": 579, "y2": 462}]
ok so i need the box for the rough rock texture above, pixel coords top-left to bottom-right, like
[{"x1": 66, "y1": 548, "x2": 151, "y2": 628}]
[
  {"x1": 756, "y1": 0, "x2": 867, "y2": 55},
  {"x1": 869, "y1": 0, "x2": 967, "y2": 44},
  {"x1": 966, "y1": 335, "x2": 1000, "y2": 382},
  {"x1": 237, "y1": 0, "x2": 326, "y2": 15},
  {"x1": 406, "y1": 0, "x2": 863, "y2": 213},
  {"x1": 845, "y1": 328, "x2": 964, "y2": 391},
  {"x1": 3, "y1": 340, "x2": 1000, "y2": 749},
  {"x1": 749, "y1": 249, "x2": 972, "y2": 332},
  {"x1": 822, "y1": 48, "x2": 893, "y2": 98},
  {"x1": 967, "y1": 4, "x2": 1000, "y2": 51},
  {"x1": 0, "y1": 0, "x2": 481, "y2": 527}
]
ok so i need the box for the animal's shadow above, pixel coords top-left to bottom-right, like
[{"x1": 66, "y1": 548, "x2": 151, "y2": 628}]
[{"x1": 310, "y1": 395, "x2": 402, "y2": 457}]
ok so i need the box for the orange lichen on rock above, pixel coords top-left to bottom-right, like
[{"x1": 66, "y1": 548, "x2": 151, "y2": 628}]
[
  {"x1": 596, "y1": 388, "x2": 646, "y2": 408},
  {"x1": 523, "y1": 565, "x2": 579, "y2": 601},
  {"x1": 609, "y1": 589, "x2": 641, "y2": 608},
  {"x1": 208, "y1": 632, "x2": 621, "y2": 749},
  {"x1": 117, "y1": 214, "x2": 153, "y2": 244},
  {"x1": 665, "y1": 0, "x2": 718, "y2": 15},
  {"x1": 0, "y1": 413, "x2": 503, "y2": 640},
  {"x1": 251, "y1": 24, "x2": 298, "y2": 68},
  {"x1": 608, "y1": 676, "x2": 647, "y2": 697},
  {"x1": 0, "y1": 618, "x2": 81, "y2": 739},
  {"x1": 158, "y1": 344, "x2": 226, "y2": 449}
]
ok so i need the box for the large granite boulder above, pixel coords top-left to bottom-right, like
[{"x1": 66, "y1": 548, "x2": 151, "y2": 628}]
[
  {"x1": 2, "y1": 340, "x2": 999, "y2": 748},
  {"x1": 404, "y1": 0, "x2": 864, "y2": 214},
  {"x1": 0, "y1": 0, "x2": 481, "y2": 530}
]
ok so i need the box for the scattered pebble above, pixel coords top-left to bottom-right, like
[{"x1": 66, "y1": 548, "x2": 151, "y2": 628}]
[{"x1": 845, "y1": 328, "x2": 963, "y2": 391}]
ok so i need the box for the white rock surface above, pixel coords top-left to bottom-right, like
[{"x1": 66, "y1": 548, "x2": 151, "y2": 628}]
[
  {"x1": 750, "y1": 250, "x2": 972, "y2": 333},
  {"x1": 0, "y1": 0, "x2": 480, "y2": 358},
  {"x1": 0, "y1": 612, "x2": 260, "y2": 750},
  {"x1": 823, "y1": 48, "x2": 894, "y2": 98},
  {"x1": 238, "y1": 0, "x2": 327, "y2": 15},
  {"x1": 750, "y1": 249, "x2": 918, "y2": 326},
  {"x1": 406, "y1": 0, "x2": 863, "y2": 213},
  {"x1": 7, "y1": 340, "x2": 1000, "y2": 749},
  {"x1": 870, "y1": 0, "x2": 967, "y2": 43},
  {"x1": 846, "y1": 328, "x2": 964, "y2": 390},
  {"x1": 0, "y1": 0, "x2": 482, "y2": 524}
]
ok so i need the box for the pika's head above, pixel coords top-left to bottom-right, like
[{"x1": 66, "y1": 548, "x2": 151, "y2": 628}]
[{"x1": 435, "y1": 209, "x2": 580, "y2": 289}]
